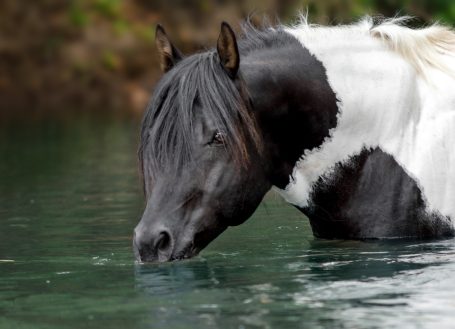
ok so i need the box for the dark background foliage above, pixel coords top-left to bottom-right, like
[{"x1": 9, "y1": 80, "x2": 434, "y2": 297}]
[{"x1": 1, "y1": 0, "x2": 454, "y2": 116}]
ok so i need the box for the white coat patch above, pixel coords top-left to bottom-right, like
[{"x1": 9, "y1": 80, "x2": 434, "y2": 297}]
[{"x1": 278, "y1": 18, "x2": 455, "y2": 224}]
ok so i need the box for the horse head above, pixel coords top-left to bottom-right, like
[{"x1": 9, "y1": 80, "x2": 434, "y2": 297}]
[
  {"x1": 133, "y1": 21, "x2": 338, "y2": 262},
  {"x1": 133, "y1": 23, "x2": 272, "y2": 262}
]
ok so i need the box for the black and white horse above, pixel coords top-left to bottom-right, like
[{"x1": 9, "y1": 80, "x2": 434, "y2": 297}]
[{"x1": 134, "y1": 16, "x2": 455, "y2": 262}]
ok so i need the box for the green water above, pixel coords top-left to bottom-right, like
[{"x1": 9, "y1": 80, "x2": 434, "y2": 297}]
[{"x1": 1, "y1": 117, "x2": 454, "y2": 329}]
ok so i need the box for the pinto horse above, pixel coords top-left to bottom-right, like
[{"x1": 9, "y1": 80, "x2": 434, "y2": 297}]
[{"x1": 133, "y1": 17, "x2": 455, "y2": 262}]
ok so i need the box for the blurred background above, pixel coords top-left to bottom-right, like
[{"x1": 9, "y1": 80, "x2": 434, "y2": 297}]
[{"x1": 1, "y1": 0, "x2": 455, "y2": 118}]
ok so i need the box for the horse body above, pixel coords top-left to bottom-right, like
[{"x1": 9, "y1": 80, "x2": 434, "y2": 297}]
[
  {"x1": 134, "y1": 17, "x2": 455, "y2": 262},
  {"x1": 280, "y1": 18, "x2": 455, "y2": 238}
]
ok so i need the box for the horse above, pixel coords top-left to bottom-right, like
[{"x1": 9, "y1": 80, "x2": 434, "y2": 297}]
[{"x1": 133, "y1": 16, "x2": 455, "y2": 262}]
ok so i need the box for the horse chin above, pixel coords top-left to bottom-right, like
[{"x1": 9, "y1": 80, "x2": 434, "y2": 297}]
[
  {"x1": 167, "y1": 225, "x2": 228, "y2": 263},
  {"x1": 169, "y1": 245, "x2": 199, "y2": 262}
]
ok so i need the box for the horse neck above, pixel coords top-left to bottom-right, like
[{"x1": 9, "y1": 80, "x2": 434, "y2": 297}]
[
  {"x1": 242, "y1": 28, "x2": 418, "y2": 188},
  {"x1": 241, "y1": 34, "x2": 340, "y2": 188}
]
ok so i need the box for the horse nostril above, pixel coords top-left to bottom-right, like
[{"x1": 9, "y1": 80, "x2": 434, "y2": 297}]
[
  {"x1": 155, "y1": 231, "x2": 172, "y2": 252},
  {"x1": 133, "y1": 228, "x2": 173, "y2": 262}
]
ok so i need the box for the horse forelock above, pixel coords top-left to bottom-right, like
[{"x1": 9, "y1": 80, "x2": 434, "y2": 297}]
[{"x1": 139, "y1": 50, "x2": 262, "y2": 195}]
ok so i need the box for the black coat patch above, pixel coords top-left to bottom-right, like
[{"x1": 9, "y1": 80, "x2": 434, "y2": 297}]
[
  {"x1": 301, "y1": 147, "x2": 454, "y2": 239},
  {"x1": 241, "y1": 30, "x2": 339, "y2": 188}
]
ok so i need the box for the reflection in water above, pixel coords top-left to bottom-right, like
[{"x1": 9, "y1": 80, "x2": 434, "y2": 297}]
[
  {"x1": 135, "y1": 229, "x2": 455, "y2": 329},
  {"x1": 1, "y1": 117, "x2": 455, "y2": 329}
]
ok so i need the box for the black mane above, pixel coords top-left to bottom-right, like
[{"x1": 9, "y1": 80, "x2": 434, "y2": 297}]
[{"x1": 139, "y1": 24, "x2": 284, "y2": 195}]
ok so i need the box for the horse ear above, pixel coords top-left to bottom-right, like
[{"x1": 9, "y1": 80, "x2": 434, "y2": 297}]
[
  {"x1": 217, "y1": 22, "x2": 240, "y2": 79},
  {"x1": 155, "y1": 24, "x2": 183, "y2": 73}
]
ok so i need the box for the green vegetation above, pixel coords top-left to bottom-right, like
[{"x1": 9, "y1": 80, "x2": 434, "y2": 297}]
[
  {"x1": 0, "y1": 0, "x2": 453, "y2": 115},
  {"x1": 304, "y1": 0, "x2": 455, "y2": 24}
]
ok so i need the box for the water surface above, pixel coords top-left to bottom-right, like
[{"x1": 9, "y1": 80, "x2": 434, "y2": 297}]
[{"x1": 1, "y1": 117, "x2": 454, "y2": 329}]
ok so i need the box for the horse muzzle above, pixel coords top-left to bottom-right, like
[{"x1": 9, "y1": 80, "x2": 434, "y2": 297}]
[{"x1": 133, "y1": 227, "x2": 198, "y2": 263}]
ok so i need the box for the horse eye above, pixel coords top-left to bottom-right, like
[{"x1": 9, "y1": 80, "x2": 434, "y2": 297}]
[{"x1": 210, "y1": 131, "x2": 225, "y2": 145}]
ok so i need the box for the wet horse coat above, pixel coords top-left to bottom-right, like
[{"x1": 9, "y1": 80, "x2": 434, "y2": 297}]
[{"x1": 135, "y1": 17, "x2": 455, "y2": 262}]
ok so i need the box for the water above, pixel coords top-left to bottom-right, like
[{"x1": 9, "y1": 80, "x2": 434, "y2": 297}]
[{"x1": 1, "y1": 116, "x2": 455, "y2": 329}]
